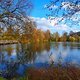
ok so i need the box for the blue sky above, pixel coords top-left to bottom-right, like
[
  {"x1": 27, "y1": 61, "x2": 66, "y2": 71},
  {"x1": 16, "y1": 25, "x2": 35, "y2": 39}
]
[
  {"x1": 30, "y1": 0, "x2": 80, "y2": 35},
  {"x1": 31, "y1": 0, "x2": 50, "y2": 18}
]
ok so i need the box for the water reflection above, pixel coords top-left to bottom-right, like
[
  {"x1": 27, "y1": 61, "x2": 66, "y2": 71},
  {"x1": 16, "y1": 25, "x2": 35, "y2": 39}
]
[{"x1": 0, "y1": 42, "x2": 80, "y2": 79}]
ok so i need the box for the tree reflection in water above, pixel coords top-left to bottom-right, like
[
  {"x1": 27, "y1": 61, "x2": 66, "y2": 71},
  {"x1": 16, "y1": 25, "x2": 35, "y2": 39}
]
[
  {"x1": 0, "y1": 42, "x2": 80, "y2": 79},
  {"x1": 0, "y1": 42, "x2": 50, "y2": 79}
]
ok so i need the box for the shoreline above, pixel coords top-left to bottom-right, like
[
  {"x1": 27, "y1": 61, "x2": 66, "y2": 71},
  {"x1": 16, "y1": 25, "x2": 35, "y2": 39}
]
[
  {"x1": 0, "y1": 40, "x2": 18, "y2": 45},
  {"x1": 0, "y1": 40, "x2": 80, "y2": 45}
]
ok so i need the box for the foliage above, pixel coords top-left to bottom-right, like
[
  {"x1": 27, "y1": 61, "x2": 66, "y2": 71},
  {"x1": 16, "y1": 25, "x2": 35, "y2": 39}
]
[
  {"x1": 0, "y1": 26, "x2": 51, "y2": 43},
  {"x1": 0, "y1": 0, "x2": 35, "y2": 43},
  {"x1": 0, "y1": 26, "x2": 80, "y2": 43},
  {"x1": 0, "y1": 77, "x2": 6, "y2": 80},
  {"x1": 50, "y1": 31, "x2": 80, "y2": 42}
]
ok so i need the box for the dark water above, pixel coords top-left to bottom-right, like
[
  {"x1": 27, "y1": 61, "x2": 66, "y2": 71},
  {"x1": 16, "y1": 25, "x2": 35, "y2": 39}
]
[{"x1": 0, "y1": 42, "x2": 80, "y2": 79}]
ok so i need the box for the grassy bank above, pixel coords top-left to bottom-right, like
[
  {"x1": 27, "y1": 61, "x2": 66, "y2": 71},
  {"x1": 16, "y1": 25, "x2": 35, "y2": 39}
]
[
  {"x1": 0, "y1": 66, "x2": 80, "y2": 80},
  {"x1": 27, "y1": 66, "x2": 80, "y2": 80}
]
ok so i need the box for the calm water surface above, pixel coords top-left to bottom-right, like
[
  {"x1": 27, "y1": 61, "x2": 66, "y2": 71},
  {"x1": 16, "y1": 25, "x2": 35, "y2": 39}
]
[{"x1": 0, "y1": 42, "x2": 80, "y2": 78}]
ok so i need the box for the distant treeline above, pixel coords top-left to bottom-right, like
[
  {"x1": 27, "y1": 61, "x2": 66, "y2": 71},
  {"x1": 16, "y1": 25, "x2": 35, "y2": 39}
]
[
  {"x1": 0, "y1": 27, "x2": 80, "y2": 43},
  {"x1": 50, "y1": 31, "x2": 80, "y2": 42}
]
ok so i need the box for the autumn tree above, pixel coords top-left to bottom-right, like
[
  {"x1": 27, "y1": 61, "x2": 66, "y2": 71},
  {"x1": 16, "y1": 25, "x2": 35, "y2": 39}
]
[
  {"x1": 61, "y1": 32, "x2": 68, "y2": 42},
  {"x1": 14, "y1": 28, "x2": 20, "y2": 40},
  {"x1": 4, "y1": 27, "x2": 15, "y2": 40},
  {"x1": 54, "y1": 32, "x2": 60, "y2": 42},
  {"x1": 0, "y1": 27, "x2": 3, "y2": 40},
  {"x1": 45, "y1": 30, "x2": 51, "y2": 41},
  {"x1": 20, "y1": 21, "x2": 36, "y2": 43},
  {"x1": 38, "y1": 29, "x2": 45, "y2": 42}
]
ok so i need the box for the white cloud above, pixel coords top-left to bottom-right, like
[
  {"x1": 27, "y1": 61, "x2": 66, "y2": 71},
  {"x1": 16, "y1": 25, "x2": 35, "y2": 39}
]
[
  {"x1": 55, "y1": 24, "x2": 70, "y2": 31},
  {"x1": 62, "y1": 2, "x2": 71, "y2": 9},
  {"x1": 44, "y1": 4, "x2": 58, "y2": 9},
  {"x1": 49, "y1": 5, "x2": 58, "y2": 9},
  {"x1": 71, "y1": 12, "x2": 80, "y2": 21},
  {"x1": 44, "y1": 4, "x2": 47, "y2": 8},
  {"x1": 31, "y1": 17, "x2": 59, "y2": 27},
  {"x1": 62, "y1": 2, "x2": 80, "y2": 11},
  {"x1": 30, "y1": 17, "x2": 80, "y2": 33}
]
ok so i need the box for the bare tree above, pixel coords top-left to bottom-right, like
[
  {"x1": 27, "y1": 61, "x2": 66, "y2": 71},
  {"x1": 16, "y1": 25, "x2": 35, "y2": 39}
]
[
  {"x1": 45, "y1": 0, "x2": 80, "y2": 25},
  {"x1": 0, "y1": 0, "x2": 33, "y2": 31}
]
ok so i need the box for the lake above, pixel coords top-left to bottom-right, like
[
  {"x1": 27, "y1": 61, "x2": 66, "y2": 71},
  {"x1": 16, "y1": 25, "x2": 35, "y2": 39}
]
[{"x1": 0, "y1": 42, "x2": 80, "y2": 79}]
